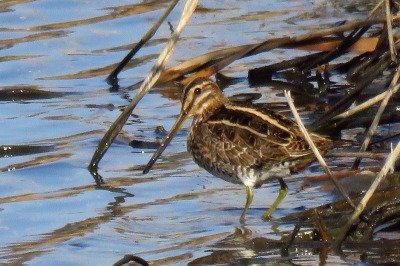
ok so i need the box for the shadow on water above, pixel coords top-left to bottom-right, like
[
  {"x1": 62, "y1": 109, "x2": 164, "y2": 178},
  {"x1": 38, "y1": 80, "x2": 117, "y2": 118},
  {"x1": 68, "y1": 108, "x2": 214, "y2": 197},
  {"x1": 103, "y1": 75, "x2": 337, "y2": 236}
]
[{"x1": 0, "y1": 0, "x2": 398, "y2": 265}]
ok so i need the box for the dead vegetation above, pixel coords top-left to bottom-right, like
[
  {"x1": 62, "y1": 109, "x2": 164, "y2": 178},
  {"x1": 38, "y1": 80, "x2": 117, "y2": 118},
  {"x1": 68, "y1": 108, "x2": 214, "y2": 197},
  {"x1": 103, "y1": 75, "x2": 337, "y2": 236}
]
[{"x1": 89, "y1": 0, "x2": 400, "y2": 263}]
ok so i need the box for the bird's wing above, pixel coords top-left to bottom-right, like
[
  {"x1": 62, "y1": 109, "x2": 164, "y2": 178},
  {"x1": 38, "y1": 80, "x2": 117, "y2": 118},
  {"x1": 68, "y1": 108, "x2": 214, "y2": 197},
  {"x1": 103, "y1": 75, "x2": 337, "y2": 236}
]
[
  {"x1": 199, "y1": 120, "x2": 291, "y2": 170},
  {"x1": 201, "y1": 104, "x2": 331, "y2": 168}
]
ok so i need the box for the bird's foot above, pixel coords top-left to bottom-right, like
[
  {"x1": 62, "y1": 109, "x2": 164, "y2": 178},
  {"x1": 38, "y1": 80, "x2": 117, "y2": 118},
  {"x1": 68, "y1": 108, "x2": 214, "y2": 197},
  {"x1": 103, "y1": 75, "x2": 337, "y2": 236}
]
[{"x1": 262, "y1": 211, "x2": 272, "y2": 221}]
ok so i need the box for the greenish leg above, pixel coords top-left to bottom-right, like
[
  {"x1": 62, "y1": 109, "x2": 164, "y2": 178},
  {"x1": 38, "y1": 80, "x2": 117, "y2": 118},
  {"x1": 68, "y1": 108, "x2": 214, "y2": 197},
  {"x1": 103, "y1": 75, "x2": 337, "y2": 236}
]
[
  {"x1": 240, "y1": 186, "x2": 254, "y2": 224},
  {"x1": 263, "y1": 178, "x2": 288, "y2": 220}
]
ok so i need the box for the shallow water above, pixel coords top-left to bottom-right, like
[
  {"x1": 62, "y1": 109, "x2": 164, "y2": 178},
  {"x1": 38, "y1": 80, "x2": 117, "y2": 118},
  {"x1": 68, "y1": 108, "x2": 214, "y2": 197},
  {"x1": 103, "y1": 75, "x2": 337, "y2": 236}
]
[{"x1": 0, "y1": 1, "x2": 379, "y2": 265}]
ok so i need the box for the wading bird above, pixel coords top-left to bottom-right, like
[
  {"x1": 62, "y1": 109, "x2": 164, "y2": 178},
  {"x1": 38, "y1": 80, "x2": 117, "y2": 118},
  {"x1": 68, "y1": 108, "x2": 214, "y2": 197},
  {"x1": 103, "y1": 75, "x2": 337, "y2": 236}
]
[{"x1": 143, "y1": 78, "x2": 332, "y2": 222}]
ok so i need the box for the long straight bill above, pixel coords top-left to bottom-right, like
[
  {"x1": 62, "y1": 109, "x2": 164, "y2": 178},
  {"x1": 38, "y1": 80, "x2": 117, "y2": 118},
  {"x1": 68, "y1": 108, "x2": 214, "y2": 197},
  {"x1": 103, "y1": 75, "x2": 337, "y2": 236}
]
[{"x1": 143, "y1": 112, "x2": 188, "y2": 174}]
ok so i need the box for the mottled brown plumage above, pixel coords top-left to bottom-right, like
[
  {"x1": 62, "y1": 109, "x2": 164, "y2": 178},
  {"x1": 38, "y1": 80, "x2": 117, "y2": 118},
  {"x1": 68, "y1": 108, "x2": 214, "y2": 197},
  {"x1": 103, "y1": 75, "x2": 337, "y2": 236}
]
[{"x1": 144, "y1": 78, "x2": 332, "y2": 222}]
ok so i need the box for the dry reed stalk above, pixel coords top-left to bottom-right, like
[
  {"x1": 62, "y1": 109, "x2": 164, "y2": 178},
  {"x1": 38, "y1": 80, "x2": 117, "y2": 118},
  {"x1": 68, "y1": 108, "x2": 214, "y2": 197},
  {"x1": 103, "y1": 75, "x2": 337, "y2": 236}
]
[
  {"x1": 369, "y1": 0, "x2": 385, "y2": 16},
  {"x1": 332, "y1": 87, "x2": 396, "y2": 120},
  {"x1": 89, "y1": 0, "x2": 198, "y2": 179},
  {"x1": 326, "y1": 151, "x2": 387, "y2": 160},
  {"x1": 353, "y1": 67, "x2": 400, "y2": 169},
  {"x1": 335, "y1": 140, "x2": 400, "y2": 247},
  {"x1": 107, "y1": 0, "x2": 180, "y2": 82},
  {"x1": 315, "y1": 51, "x2": 393, "y2": 130},
  {"x1": 284, "y1": 90, "x2": 355, "y2": 208},
  {"x1": 156, "y1": 18, "x2": 400, "y2": 85},
  {"x1": 180, "y1": 40, "x2": 268, "y2": 85},
  {"x1": 386, "y1": 0, "x2": 397, "y2": 62}
]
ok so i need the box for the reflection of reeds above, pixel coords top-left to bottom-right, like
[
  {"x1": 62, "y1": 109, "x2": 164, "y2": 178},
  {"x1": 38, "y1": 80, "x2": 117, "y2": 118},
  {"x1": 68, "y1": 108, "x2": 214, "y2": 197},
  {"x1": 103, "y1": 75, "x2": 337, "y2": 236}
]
[
  {"x1": 4, "y1": 1, "x2": 171, "y2": 32},
  {"x1": 0, "y1": 130, "x2": 100, "y2": 172},
  {"x1": 0, "y1": 153, "x2": 71, "y2": 172},
  {"x1": 0, "y1": 55, "x2": 41, "y2": 63},
  {"x1": 39, "y1": 54, "x2": 157, "y2": 80},
  {"x1": 0, "y1": 185, "x2": 233, "y2": 264},
  {"x1": 0, "y1": 0, "x2": 34, "y2": 13},
  {"x1": 0, "y1": 30, "x2": 68, "y2": 48}
]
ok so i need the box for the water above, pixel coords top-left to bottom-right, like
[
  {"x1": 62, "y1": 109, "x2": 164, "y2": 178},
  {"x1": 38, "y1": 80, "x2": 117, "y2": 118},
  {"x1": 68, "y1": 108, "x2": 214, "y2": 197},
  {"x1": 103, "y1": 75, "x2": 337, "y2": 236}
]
[{"x1": 0, "y1": 1, "x2": 378, "y2": 265}]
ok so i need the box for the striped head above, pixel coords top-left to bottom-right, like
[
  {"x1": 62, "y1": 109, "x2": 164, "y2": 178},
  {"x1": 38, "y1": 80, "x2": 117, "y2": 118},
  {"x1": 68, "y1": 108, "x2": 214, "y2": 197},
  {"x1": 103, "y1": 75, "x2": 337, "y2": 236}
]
[
  {"x1": 143, "y1": 78, "x2": 224, "y2": 174},
  {"x1": 181, "y1": 78, "x2": 224, "y2": 117}
]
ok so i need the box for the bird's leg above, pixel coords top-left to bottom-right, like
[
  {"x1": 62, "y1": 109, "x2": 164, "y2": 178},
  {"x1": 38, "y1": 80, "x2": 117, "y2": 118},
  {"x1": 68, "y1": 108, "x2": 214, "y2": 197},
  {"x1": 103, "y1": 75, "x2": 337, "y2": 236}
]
[
  {"x1": 240, "y1": 186, "x2": 254, "y2": 224},
  {"x1": 263, "y1": 178, "x2": 288, "y2": 220}
]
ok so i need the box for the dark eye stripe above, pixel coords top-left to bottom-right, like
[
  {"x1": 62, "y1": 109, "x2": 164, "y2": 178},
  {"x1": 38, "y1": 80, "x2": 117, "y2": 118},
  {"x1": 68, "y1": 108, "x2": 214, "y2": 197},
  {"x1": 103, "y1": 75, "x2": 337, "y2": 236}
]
[{"x1": 182, "y1": 79, "x2": 212, "y2": 102}]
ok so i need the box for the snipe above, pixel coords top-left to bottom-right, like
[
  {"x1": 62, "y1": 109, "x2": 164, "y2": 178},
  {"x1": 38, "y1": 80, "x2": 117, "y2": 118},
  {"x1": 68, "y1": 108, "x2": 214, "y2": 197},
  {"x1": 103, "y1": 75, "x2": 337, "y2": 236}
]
[{"x1": 143, "y1": 78, "x2": 332, "y2": 222}]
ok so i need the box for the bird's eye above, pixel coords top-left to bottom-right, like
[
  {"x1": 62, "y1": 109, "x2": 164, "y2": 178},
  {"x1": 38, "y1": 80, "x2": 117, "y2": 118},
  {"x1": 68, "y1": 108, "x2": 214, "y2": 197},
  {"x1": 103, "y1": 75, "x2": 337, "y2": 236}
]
[{"x1": 194, "y1": 88, "x2": 201, "y2": 95}]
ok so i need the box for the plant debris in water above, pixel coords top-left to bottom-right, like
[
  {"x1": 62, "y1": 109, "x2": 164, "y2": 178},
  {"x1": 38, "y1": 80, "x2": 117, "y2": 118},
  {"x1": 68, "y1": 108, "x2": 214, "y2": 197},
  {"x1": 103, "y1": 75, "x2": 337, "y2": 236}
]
[
  {"x1": 4, "y1": 0, "x2": 400, "y2": 265},
  {"x1": 0, "y1": 86, "x2": 65, "y2": 101},
  {"x1": 88, "y1": 0, "x2": 400, "y2": 263}
]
